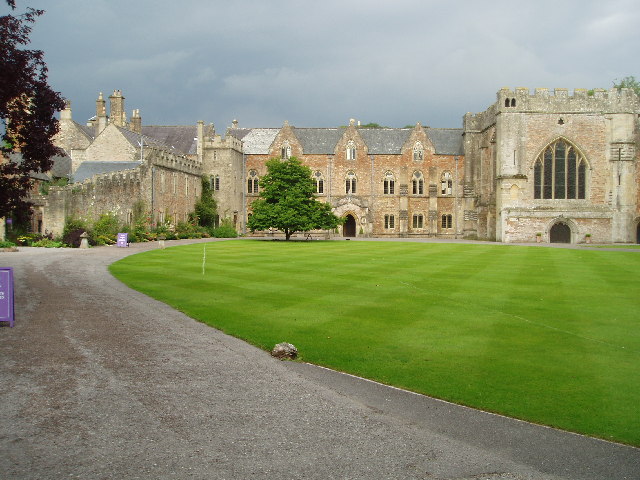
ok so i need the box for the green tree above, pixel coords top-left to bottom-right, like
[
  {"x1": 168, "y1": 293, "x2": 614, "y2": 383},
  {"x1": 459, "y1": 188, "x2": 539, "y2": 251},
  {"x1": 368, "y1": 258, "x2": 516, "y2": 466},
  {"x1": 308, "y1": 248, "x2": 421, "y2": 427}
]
[
  {"x1": 247, "y1": 157, "x2": 342, "y2": 240},
  {"x1": 613, "y1": 75, "x2": 640, "y2": 96},
  {"x1": 194, "y1": 176, "x2": 218, "y2": 228}
]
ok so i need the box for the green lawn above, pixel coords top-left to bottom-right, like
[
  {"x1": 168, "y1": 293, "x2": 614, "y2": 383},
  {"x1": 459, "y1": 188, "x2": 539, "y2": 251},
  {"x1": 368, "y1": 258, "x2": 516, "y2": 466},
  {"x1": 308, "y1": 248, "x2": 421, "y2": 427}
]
[{"x1": 109, "y1": 240, "x2": 640, "y2": 446}]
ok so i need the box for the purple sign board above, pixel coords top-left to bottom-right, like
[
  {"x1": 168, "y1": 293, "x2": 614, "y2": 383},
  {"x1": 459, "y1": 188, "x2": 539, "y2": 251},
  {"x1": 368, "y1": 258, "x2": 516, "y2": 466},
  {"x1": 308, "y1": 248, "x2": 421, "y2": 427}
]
[
  {"x1": 117, "y1": 233, "x2": 129, "y2": 248},
  {"x1": 0, "y1": 267, "x2": 15, "y2": 327}
]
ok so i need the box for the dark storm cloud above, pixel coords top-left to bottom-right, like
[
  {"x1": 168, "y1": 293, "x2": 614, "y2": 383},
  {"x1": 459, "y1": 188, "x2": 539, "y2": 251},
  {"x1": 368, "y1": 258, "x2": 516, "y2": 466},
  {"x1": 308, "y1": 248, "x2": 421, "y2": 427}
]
[{"x1": 15, "y1": 0, "x2": 640, "y2": 129}]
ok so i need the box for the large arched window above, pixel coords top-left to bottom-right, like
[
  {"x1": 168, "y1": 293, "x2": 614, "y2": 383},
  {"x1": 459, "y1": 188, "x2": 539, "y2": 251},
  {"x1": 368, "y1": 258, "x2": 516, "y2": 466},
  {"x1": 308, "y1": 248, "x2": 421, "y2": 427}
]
[
  {"x1": 533, "y1": 139, "x2": 587, "y2": 199},
  {"x1": 247, "y1": 170, "x2": 259, "y2": 194},
  {"x1": 383, "y1": 171, "x2": 395, "y2": 195},
  {"x1": 412, "y1": 171, "x2": 424, "y2": 195},
  {"x1": 345, "y1": 171, "x2": 357, "y2": 194}
]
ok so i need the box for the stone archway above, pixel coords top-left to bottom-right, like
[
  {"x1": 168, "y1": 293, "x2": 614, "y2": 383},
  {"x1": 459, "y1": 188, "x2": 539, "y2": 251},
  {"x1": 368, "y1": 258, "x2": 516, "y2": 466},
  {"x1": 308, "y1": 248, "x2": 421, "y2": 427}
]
[
  {"x1": 343, "y1": 214, "x2": 356, "y2": 237},
  {"x1": 550, "y1": 222, "x2": 571, "y2": 243}
]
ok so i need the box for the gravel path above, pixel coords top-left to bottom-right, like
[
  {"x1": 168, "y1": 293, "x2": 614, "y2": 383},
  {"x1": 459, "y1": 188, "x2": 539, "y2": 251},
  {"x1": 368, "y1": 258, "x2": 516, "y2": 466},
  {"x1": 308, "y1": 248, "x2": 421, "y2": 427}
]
[{"x1": 1, "y1": 239, "x2": 639, "y2": 479}]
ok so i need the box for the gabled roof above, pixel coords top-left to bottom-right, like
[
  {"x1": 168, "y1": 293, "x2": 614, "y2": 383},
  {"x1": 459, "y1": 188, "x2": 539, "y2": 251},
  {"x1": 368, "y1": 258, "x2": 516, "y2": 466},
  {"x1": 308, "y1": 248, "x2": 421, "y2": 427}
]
[
  {"x1": 73, "y1": 161, "x2": 142, "y2": 183},
  {"x1": 142, "y1": 125, "x2": 198, "y2": 155},
  {"x1": 358, "y1": 128, "x2": 413, "y2": 154},
  {"x1": 7, "y1": 152, "x2": 72, "y2": 181},
  {"x1": 425, "y1": 128, "x2": 464, "y2": 155},
  {"x1": 116, "y1": 126, "x2": 167, "y2": 151},
  {"x1": 229, "y1": 128, "x2": 279, "y2": 154},
  {"x1": 292, "y1": 128, "x2": 343, "y2": 154}
]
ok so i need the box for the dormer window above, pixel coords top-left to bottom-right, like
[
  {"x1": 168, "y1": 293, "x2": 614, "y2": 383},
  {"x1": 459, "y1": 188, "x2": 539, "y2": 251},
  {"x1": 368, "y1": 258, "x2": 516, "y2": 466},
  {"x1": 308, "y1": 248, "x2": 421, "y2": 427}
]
[{"x1": 346, "y1": 140, "x2": 356, "y2": 160}]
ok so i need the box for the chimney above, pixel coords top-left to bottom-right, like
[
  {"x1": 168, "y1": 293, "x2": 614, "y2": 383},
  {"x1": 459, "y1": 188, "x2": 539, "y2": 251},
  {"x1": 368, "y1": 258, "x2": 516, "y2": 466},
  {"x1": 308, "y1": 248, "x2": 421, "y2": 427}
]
[
  {"x1": 60, "y1": 99, "x2": 72, "y2": 121},
  {"x1": 131, "y1": 109, "x2": 142, "y2": 134},
  {"x1": 96, "y1": 92, "x2": 107, "y2": 134},
  {"x1": 109, "y1": 89, "x2": 126, "y2": 127}
]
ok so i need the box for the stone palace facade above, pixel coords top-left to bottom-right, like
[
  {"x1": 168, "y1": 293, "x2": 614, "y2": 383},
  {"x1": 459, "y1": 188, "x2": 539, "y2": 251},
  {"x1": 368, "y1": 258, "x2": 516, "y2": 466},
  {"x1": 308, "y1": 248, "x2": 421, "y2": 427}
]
[{"x1": 27, "y1": 86, "x2": 640, "y2": 243}]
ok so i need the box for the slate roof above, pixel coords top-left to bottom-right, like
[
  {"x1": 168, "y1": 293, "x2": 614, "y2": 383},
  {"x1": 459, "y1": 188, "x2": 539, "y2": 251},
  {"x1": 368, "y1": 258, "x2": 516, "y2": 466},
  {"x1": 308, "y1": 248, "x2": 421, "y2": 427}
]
[
  {"x1": 7, "y1": 153, "x2": 72, "y2": 181},
  {"x1": 425, "y1": 128, "x2": 464, "y2": 155},
  {"x1": 229, "y1": 128, "x2": 279, "y2": 154},
  {"x1": 358, "y1": 128, "x2": 413, "y2": 154},
  {"x1": 73, "y1": 161, "x2": 142, "y2": 183},
  {"x1": 292, "y1": 128, "x2": 343, "y2": 154},
  {"x1": 228, "y1": 126, "x2": 464, "y2": 156},
  {"x1": 142, "y1": 125, "x2": 198, "y2": 155},
  {"x1": 116, "y1": 126, "x2": 167, "y2": 151}
]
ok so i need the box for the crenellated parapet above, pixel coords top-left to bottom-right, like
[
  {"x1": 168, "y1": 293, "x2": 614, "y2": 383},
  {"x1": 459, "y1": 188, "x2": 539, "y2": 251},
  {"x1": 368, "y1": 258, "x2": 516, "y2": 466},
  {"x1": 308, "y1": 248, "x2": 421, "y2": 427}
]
[
  {"x1": 145, "y1": 146, "x2": 201, "y2": 174},
  {"x1": 497, "y1": 86, "x2": 639, "y2": 114}
]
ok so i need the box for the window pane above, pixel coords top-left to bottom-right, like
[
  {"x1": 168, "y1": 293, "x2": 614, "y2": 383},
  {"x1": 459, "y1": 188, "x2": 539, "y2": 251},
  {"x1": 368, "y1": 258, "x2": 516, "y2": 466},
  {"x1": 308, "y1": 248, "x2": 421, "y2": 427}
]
[
  {"x1": 390, "y1": 181, "x2": 394, "y2": 195},
  {"x1": 419, "y1": 180, "x2": 424, "y2": 195},
  {"x1": 346, "y1": 180, "x2": 349, "y2": 194},
  {"x1": 543, "y1": 148, "x2": 553, "y2": 199},
  {"x1": 318, "y1": 179, "x2": 324, "y2": 194},
  {"x1": 352, "y1": 179, "x2": 356, "y2": 194},
  {"x1": 567, "y1": 149, "x2": 576, "y2": 199},
  {"x1": 554, "y1": 142, "x2": 566, "y2": 198}
]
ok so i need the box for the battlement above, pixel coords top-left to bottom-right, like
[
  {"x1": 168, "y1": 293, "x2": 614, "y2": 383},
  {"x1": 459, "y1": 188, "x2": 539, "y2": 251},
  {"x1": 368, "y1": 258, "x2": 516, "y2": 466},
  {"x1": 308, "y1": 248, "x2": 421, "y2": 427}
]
[
  {"x1": 497, "y1": 86, "x2": 639, "y2": 114},
  {"x1": 203, "y1": 133, "x2": 244, "y2": 151},
  {"x1": 146, "y1": 146, "x2": 201, "y2": 174}
]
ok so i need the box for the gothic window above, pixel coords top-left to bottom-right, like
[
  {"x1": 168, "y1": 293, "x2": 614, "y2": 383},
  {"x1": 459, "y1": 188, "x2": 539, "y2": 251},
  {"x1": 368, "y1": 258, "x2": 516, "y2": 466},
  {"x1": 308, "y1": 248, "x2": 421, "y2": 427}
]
[
  {"x1": 533, "y1": 139, "x2": 587, "y2": 200},
  {"x1": 211, "y1": 174, "x2": 220, "y2": 191},
  {"x1": 281, "y1": 142, "x2": 291, "y2": 159},
  {"x1": 412, "y1": 171, "x2": 424, "y2": 195},
  {"x1": 345, "y1": 171, "x2": 357, "y2": 194},
  {"x1": 441, "y1": 171, "x2": 453, "y2": 195},
  {"x1": 412, "y1": 214, "x2": 424, "y2": 229},
  {"x1": 441, "y1": 214, "x2": 452, "y2": 229},
  {"x1": 413, "y1": 142, "x2": 424, "y2": 161},
  {"x1": 385, "y1": 214, "x2": 395, "y2": 229},
  {"x1": 346, "y1": 140, "x2": 356, "y2": 160},
  {"x1": 314, "y1": 171, "x2": 324, "y2": 194},
  {"x1": 383, "y1": 171, "x2": 395, "y2": 195},
  {"x1": 247, "y1": 170, "x2": 259, "y2": 194}
]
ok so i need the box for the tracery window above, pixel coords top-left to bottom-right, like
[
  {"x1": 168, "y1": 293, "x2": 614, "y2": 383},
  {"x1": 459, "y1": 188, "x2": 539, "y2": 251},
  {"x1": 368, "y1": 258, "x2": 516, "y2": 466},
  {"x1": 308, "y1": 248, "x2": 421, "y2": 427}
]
[
  {"x1": 383, "y1": 171, "x2": 395, "y2": 195},
  {"x1": 533, "y1": 139, "x2": 587, "y2": 199},
  {"x1": 314, "y1": 171, "x2": 324, "y2": 194},
  {"x1": 412, "y1": 171, "x2": 424, "y2": 195},
  {"x1": 346, "y1": 140, "x2": 356, "y2": 160},
  {"x1": 413, "y1": 142, "x2": 424, "y2": 161},
  {"x1": 247, "y1": 170, "x2": 259, "y2": 194},
  {"x1": 441, "y1": 171, "x2": 452, "y2": 195},
  {"x1": 384, "y1": 214, "x2": 395, "y2": 229},
  {"x1": 412, "y1": 214, "x2": 424, "y2": 229},
  {"x1": 345, "y1": 171, "x2": 357, "y2": 194}
]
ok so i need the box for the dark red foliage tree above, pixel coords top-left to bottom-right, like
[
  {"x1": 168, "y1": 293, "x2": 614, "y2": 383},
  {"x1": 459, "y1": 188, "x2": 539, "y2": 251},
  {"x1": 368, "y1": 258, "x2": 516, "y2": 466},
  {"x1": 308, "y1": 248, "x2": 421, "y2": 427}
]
[{"x1": 0, "y1": 1, "x2": 65, "y2": 218}]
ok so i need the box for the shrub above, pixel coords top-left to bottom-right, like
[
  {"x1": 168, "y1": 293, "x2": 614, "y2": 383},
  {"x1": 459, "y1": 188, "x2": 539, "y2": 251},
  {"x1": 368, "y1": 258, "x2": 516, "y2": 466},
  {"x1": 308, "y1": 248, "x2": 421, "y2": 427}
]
[
  {"x1": 92, "y1": 213, "x2": 120, "y2": 243},
  {"x1": 31, "y1": 239, "x2": 64, "y2": 248},
  {"x1": 63, "y1": 217, "x2": 89, "y2": 247},
  {"x1": 0, "y1": 240, "x2": 17, "y2": 248},
  {"x1": 212, "y1": 219, "x2": 238, "y2": 238}
]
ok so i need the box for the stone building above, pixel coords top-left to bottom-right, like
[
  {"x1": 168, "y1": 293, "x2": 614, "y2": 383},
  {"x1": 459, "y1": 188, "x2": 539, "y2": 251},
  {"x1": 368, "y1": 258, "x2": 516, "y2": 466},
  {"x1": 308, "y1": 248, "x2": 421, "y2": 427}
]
[{"x1": 19, "y1": 86, "x2": 640, "y2": 244}]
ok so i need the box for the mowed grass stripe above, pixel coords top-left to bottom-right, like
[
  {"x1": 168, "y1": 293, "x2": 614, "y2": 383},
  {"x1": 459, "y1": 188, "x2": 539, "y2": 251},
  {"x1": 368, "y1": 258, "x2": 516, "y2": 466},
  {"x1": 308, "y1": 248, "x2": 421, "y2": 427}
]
[{"x1": 109, "y1": 240, "x2": 640, "y2": 445}]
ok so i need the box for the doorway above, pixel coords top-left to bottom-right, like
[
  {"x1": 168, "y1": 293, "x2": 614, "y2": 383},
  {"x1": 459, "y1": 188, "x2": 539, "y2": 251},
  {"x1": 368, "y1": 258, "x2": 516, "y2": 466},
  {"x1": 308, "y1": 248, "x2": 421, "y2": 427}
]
[
  {"x1": 550, "y1": 222, "x2": 571, "y2": 243},
  {"x1": 343, "y1": 214, "x2": 356, "y2": 237}
]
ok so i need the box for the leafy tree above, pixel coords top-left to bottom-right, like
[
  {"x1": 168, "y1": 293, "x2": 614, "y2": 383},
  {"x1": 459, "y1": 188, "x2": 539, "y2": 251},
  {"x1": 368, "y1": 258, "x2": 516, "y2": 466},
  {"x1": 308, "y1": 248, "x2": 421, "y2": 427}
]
[
  {"x1": 194, "y1": 176, "x2": 218, "y2": 227},
  {"x1": 1, "y1": 2, "x2": 65, "y2": 219},
  {"x1": 247, "y1": 157, "x2": 342, "y2": 240},
  {"x1": 613, "y1": 76, "x2": 640, "y2": 96}
]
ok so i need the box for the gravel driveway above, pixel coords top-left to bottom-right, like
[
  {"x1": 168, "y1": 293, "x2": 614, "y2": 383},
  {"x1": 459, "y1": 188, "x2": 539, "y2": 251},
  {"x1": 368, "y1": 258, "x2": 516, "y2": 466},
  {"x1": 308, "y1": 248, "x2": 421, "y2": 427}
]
[{"x1": 1, "y1": 239, "x2": 639, "y2": 479}]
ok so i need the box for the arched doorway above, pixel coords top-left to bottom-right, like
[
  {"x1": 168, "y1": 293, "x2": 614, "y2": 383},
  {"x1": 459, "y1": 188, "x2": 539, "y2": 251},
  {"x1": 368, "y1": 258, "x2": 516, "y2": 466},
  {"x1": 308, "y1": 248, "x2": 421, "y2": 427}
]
[
  {"x1": 343, "y1": 214, "x2": 356, "y2": 237},
  {"x1": 550, "y1": 222, "x2": 571, "y2": 243}
]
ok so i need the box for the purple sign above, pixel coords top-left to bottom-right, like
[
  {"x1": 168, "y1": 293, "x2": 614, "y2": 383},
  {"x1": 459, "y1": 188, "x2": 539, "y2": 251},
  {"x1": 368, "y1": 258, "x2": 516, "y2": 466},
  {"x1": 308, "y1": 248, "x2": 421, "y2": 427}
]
[
  {"x1": 116, "y1": 233, "x2": 129, "y2": 247},
  {"x1": 0, "y1": 267, "x2": 15, "y2": 327}
]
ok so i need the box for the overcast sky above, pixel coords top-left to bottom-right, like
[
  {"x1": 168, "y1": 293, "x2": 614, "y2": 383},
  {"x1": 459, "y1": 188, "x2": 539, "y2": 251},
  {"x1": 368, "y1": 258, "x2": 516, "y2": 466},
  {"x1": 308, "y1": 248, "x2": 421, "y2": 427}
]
[{"x1": 10, "y1": 0, "x2": 640, "y2": 130}]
